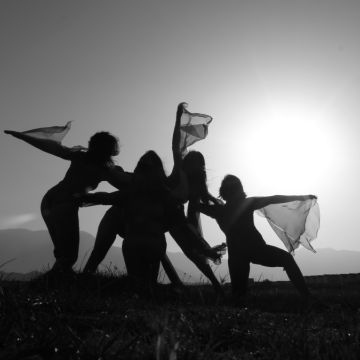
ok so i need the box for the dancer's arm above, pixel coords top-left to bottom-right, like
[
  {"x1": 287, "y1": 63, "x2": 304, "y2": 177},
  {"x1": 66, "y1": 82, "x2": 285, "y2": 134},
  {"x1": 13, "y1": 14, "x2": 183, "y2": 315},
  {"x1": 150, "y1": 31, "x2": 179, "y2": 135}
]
[
  {"x1": 250, "y1": 195, "x2": 317, "y2": 210},
  {"x1": 168, "y1": 102, "x2": 186, "y2": 185},
  {"x1": 4, "y1": 130, "x2": 73, "y2": 159},
  {"x1": 197, "y1": 202, "x2": 223, "y2": 220},
  {"x1": 79, "y1": 190, "x2": 126, "y2": 206},
  {"x1": 106, "y1": 166, "x2": 132, "y2": 190}
]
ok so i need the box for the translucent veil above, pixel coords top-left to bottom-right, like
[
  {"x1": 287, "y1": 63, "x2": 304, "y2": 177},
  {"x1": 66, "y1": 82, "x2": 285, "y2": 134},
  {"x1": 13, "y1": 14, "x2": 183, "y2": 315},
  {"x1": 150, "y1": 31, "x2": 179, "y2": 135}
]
[
  {"x1": 257, "y1": 199, "x2": 320, "y2": 253},
  {"x1": 179, "y1": 107, "x2": 213, "y2": 157},
  {"x1": 20, "y1": 121, "x2": 86, "y2": 151},
  {"x1": 22, "y1": 121, "x2": 72, "y2": 143}
]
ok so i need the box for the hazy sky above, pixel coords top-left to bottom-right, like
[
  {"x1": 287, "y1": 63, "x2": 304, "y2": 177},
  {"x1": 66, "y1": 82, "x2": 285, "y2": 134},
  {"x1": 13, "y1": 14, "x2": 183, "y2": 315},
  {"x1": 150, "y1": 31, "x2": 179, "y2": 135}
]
[{"x1": 1, "y1": 0, "x2": 360, "y2": 254}]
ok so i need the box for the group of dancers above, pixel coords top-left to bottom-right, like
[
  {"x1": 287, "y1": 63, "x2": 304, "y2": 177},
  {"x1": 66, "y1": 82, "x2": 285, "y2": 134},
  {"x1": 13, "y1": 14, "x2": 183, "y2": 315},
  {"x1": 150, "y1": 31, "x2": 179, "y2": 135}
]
[{"x1": 5, "y1": 102, "x2": 318, "y2": 298}]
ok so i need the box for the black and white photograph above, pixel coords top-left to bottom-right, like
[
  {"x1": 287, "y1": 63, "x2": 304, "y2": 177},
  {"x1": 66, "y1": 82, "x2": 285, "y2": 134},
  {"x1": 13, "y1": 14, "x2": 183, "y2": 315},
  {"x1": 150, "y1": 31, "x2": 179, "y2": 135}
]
[{"x1": 1, "y1": 1, "x2": 360, "y2": 359}]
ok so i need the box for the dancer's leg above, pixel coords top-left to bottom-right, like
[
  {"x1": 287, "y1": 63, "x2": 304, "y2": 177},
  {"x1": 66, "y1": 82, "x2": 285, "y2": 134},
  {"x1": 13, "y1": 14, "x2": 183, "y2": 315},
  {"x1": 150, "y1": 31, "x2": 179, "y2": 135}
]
[
  {"x1": 251, "y1": 245, "x2": 309, "y2": 296},
  {"x1": 122, "y1": 239, "x2": 143, "y2": 279},
  {"x1": 41, "y1": 197, "x2": 79, "y2": 271},
  {"x1": 169, "y1": 225, "x2": 222, "y2": 292},
  {"x1": 189, "y1": 252, "x2": 223, "y2": 292},
  {"x1": 161, "y1": 254, "x2": 183, "y2": 286},
  {"x1": 228, "y1": 253, "x2": 250, "y2": 296},
  {"x1": 83, "y1": 206, "x2": 124, "y2": 273},
  {"x1": 146, "y1": 235, "x2": 167, "y2": 284},
  {"x1": 123, "y1": 235, "x2": 166, "y2": 285}
]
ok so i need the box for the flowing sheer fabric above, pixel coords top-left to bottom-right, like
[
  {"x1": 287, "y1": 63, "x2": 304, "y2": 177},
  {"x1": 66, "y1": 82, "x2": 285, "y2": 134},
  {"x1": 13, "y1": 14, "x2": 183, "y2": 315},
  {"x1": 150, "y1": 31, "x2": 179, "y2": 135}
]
[
  {"x1": 176, "y1": 105, "x2": 225, "y2": 263},
  {"x1": 21, "y1": 121, "x2": 87, "y2": 151},
  {"x1": 22, "y1": 121, "x2": 72, "y2": 143},
  {"x1": 179, "y1": 107, "x2": 212, "y2": 156},
  {"x1": 257, "y1": 199, "x2": 320, "y2": 253}
]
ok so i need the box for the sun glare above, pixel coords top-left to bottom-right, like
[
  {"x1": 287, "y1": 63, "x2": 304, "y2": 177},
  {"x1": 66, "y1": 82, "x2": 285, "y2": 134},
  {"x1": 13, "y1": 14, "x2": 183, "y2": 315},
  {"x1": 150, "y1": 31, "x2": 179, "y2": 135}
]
[{"x1": 242, "y1": 100, "x2": 336, "y2": 191}]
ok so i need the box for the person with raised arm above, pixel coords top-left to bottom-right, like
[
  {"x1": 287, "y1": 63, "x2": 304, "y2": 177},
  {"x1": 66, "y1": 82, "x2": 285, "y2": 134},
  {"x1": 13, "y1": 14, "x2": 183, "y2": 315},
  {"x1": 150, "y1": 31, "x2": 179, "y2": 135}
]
[
  {"x1": 165, "y1": 103, "x2": 226, "y2": 292},
  {"x1": 5, "y1": 126, "x2": 130, "y2": 275},
  {"x1": 83, "y1": 103, "x2": 225, "y2": 293},
  {"x1": 80, "y1": 150, "x2": 209, "y2": 286}
]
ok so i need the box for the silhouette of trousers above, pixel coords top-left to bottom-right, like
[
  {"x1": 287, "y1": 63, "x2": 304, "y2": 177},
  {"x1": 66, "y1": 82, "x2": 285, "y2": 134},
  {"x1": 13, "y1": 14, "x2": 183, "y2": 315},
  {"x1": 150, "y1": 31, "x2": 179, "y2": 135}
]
[
  {"x1": 41, "y1": 194, "x2": 79, "y2": 270},
  {"x1": 228, "y1": 244, "x2": 309, "y2": 296}
]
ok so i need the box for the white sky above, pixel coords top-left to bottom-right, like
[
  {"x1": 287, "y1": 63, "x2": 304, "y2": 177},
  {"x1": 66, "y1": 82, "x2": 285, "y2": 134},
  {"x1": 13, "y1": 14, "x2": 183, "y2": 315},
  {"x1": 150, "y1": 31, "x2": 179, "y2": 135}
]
[{"x1": 1, "y1": 0, "x2": 360, "y2": 253}]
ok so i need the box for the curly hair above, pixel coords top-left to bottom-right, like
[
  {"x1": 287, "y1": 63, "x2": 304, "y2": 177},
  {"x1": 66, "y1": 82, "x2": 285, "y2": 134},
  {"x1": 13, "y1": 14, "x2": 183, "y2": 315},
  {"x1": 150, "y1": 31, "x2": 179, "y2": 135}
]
[
  {"x1": 219, "y1": 174, "x2": 246, "y2": 201},
  {"x1": 87, "y1": 132, "x2": 119, "y2": 165}
]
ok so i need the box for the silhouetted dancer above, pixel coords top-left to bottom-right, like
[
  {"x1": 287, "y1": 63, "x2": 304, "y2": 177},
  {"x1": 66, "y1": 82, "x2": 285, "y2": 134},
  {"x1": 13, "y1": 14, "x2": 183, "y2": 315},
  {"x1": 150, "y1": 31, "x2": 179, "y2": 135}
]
[
  {"x1": 122, "y1": 151, "x2": 171, "y2": 285},
  {"x1": 83, "y1": 103, "x2": 226, "y2": 292},
  {"x1": 197, "y1": 174, "x2": 315, "y2": 298},
  {"x1": 166, "y1": 103, "x2": 226, "y2": 292},
  {"x1": 83, "y1": 203, "x2": 182, "y2": 286},
  {"x1": 4, "y1": 127, "x2": 130, "y2": 274},
  {"x1": 82, "y1": 151, "x2": 192, "y2": 286}
]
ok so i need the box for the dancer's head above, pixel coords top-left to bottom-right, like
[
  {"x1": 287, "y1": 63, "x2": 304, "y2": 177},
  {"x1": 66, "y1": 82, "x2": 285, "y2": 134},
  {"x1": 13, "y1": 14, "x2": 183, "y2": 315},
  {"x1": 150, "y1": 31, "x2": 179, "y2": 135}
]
[
  {"x1": 88, "y1": 132, "x2": 119, "y2": 164},
  {"x1": 182, "y1": 151, "x2": 205, "y2": 175},
  {"x1": 219, "y1": 175, "x2": 246, "y2": 201},
  {"x1": 134, "y1": 150, "x2": 167, "y2": 191},
  {"x1": 182, "y1": 151, "x2": 215, "y2": 202}
]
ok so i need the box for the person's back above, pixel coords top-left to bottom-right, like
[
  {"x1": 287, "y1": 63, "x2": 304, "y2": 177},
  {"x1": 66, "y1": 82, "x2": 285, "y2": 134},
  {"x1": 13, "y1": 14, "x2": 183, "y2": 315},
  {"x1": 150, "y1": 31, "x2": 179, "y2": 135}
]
[
  {"x1": 122, "y1": 151, "x2": 169, "y2": 284},
  {"x1": 125, "y1": 189, "x2": 167, "y2": 241}
]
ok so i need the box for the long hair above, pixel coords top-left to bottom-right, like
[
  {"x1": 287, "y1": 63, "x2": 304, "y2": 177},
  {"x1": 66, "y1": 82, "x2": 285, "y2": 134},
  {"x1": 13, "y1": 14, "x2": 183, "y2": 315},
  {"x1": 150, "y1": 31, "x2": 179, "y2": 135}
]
[
  {"x1": 219, "y1": 174, "x2": 246, "y2": 201},
  {"x1": 133, "y1": 150, "x2": 167, "y2": 195},
  {"x1": 87, "y1": 132, "x2": 119, "y2": 166},
  {"x1": 182, "y1": 151, "x2": 212, "y2": 203}
]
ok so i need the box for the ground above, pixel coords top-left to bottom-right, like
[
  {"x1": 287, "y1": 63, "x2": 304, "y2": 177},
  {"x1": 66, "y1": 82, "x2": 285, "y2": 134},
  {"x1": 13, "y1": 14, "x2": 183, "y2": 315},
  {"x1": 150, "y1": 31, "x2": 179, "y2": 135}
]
[{"x1": 1, "y1": 273, "x2": 360, "y2": 360}]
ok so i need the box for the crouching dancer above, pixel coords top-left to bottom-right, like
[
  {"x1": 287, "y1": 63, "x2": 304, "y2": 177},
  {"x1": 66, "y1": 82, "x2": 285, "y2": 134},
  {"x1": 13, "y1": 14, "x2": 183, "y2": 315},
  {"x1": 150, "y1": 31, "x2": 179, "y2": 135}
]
[{"x1": 197, "y1": 174, "x2": 315, "y2": 298}]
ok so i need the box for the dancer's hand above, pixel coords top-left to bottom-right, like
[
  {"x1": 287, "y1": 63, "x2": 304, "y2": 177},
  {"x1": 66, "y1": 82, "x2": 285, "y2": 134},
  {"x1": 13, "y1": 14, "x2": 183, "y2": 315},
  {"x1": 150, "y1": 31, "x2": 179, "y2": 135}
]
[
  {"x1": 73, "y1": 192, "x2": 105, "y2": 207},
  {"x1": 4, "y1": 130, "x2": 18, "y2": 136},
  {"x1": 176, "y1": 102, "x2": 187, "y2": 118}
]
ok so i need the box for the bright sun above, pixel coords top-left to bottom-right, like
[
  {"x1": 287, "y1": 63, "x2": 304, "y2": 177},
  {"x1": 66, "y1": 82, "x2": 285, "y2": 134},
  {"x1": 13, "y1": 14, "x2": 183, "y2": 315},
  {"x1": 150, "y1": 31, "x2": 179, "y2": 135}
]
[{"x1": 241, "y1": 99, "x2": 336, "y2": 191}]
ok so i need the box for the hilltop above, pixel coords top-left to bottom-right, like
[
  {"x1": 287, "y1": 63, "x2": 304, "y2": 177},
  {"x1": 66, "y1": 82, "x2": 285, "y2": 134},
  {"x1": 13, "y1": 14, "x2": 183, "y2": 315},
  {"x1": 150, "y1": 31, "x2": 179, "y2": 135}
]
[{"x1": 1, "y1": 271, "x2": 360, "y2": 359}]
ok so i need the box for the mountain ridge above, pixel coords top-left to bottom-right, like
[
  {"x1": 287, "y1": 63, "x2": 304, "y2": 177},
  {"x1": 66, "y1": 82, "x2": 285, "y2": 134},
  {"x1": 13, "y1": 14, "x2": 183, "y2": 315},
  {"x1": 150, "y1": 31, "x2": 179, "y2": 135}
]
[{"x1": 1, "y1": 228, "x2": 360, "y2": 282}]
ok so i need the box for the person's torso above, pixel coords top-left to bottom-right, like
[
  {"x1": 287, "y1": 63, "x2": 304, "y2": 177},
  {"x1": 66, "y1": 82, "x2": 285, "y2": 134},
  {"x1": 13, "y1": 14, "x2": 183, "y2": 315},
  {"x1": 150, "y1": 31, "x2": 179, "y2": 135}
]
[
  {"x1": 58, "y1": 153, "x2": 112, "y2": 194},
  {"x1": 44, "y1": 152, "x2": 117, "y2": 205},
  {"x1": 218, "y1": 198, "x2": 266, "y2": 251},
  {"x1": 124, "y1": 189, "x2": 168, "y2": 239},
  {"x1": 169, "y1": 169, "x2": 189, "y2": 204}
]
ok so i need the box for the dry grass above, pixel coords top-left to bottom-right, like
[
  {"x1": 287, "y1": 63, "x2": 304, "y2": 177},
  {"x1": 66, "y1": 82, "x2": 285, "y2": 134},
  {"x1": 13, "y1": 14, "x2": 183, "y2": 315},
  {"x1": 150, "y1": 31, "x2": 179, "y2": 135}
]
[{"x1": 1, "y1": 271, "x2": 360, "y2": 359}]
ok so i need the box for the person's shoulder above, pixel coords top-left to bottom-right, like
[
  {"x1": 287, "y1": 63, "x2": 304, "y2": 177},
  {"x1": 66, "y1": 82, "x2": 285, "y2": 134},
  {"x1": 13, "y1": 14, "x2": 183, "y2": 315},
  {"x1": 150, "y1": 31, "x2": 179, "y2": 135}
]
[
  {"x1": 104, "y1": 163, "x2": 133, "y2": 186},
  {"x1": 242, "y1": 197, "x2": 261, "y2": 211},
  {"x1": 68, "y1": 149, "x2": 87, "y2": 162},
  {"x1": 226, "y1": 196, "x2": 252, "y2": 211},
  {"x1": 112, "y1": 164, "x2": 125, "y2": 172},
  {"x1": 210, "y1": 201, "x2": 225, "y2": 214},
  {"x1": 103, "y1": 162, "x2": 123, "y2": 172}
]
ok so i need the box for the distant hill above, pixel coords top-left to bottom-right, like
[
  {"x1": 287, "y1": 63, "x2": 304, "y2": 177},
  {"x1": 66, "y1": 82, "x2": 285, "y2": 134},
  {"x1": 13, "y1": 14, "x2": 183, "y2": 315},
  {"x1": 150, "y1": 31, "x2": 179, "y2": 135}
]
[
  {"x1": 0, "y1": 228, "x2": 120, "y2": 273},
  {"x1": 1, "y1": 229, "x2": 360, "y2": 282},
  {"x1": 0, "y1": 270, "x2": 40, "y2": 281}
]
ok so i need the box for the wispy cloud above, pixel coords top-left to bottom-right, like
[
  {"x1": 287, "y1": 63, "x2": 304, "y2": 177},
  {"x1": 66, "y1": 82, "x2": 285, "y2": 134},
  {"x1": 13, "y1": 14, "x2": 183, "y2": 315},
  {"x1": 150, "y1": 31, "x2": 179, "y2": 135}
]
[{"x1": 0, "y1": 213, "x2": 37, "y2": 228}]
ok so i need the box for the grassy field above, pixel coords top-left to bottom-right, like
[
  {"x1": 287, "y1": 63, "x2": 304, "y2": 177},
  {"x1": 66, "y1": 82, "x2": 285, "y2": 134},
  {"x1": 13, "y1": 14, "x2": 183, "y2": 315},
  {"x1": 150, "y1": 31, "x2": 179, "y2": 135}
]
[{"x1": 1, "y1": 272, "x2": 360, "y2": 360}]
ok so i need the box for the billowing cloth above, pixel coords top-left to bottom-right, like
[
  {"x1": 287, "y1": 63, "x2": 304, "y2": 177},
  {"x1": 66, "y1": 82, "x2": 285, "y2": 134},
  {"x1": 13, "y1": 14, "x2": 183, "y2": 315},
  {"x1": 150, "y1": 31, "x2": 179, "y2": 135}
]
[
  {"x1": 179, "y1": 106, "x2": 212, "y2": 156},
  {"x1": 257, "y1": 199, "x2": 320, "y2": 253},
  {"x1": 21, "y1": 121, "x2": 86, "y2": 151},
  {"x1": 22, "y1": 121, "x2": 72, "y2": 143}
]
